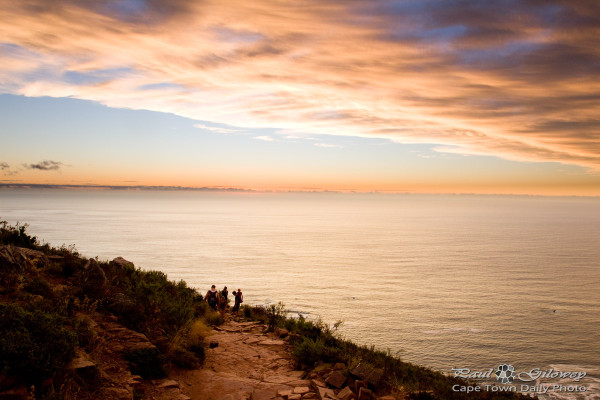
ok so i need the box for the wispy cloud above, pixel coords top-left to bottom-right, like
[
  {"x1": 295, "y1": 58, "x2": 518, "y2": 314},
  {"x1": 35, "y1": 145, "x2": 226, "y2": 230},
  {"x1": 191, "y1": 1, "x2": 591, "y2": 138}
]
[
  {"x1": 1, "y1": 1, "x2": 599, "y2": 168},
  {"x1": 1, "y1": 162, "x2": 19, "y2": 176},
  {"x1": 193, "y1": 123, "x2": 240, "y2": 134},
  {"x1": 314, "y1": 143, "x2": 340, "y2": 148},
  {"x1": 253, "y1": 136, "x2": 274, "y2": 142},
  {"x1": 25, "y1": 160, "x2": 64, "y2": 171}
]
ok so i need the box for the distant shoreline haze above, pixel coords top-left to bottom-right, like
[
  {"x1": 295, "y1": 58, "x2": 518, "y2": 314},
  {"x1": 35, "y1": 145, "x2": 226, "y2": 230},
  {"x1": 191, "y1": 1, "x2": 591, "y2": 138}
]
[{"x1": 1, "y1": 183, "x2": 599, "y2": 198}]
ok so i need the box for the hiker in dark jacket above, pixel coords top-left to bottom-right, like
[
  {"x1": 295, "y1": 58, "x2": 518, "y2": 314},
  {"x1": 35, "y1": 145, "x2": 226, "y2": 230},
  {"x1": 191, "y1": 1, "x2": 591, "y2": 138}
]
[
  {"x1": 232, "y1": 288, "x2": 243, "y2": 313},
  {"x1": 205, "y1": 284, "x2": 220, "y2": 311}
]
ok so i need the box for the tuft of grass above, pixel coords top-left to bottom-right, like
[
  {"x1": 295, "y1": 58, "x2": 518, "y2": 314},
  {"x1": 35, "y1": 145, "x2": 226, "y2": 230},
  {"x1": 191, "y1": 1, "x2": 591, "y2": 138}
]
[{"x1": 204, "y1": 310, "x2": 224, "y2": 326}]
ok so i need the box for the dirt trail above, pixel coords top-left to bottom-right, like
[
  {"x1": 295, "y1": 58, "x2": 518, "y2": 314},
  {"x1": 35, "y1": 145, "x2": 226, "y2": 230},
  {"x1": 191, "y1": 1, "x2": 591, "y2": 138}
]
[{"x1": 173, "y1": 320, "x2": 313, "y2": 400}]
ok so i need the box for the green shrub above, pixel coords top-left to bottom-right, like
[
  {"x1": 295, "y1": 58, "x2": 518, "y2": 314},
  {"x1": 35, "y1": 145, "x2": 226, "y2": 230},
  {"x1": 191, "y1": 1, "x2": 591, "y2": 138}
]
[
  {"x1": 266, "y1": 302, "x2": 286, "y2": 331},
  {"x1": 23, "y1": 275, "x2": 55, "y2": 299},
  {"x1": 124, "y1": 347, "x2": 167, "y2": 379},
  {"x1": 0, "y1": 303, "x2": 76, "y2": 387},
  {"x1": 293, "y1": 336, "x2": 326, "y2": 366}
]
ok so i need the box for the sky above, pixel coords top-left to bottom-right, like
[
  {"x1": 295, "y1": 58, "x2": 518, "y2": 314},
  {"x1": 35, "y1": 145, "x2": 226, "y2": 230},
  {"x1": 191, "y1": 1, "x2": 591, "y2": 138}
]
[{"x1": 1, "y1": 0, "x2": 599, "y2": 195}]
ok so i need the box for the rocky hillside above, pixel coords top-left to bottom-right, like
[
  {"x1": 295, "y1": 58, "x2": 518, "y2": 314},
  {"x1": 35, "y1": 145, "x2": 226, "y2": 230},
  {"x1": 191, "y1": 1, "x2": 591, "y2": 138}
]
[{"x1": 0, "y1": 221, "x2": 531, "y2": 400}]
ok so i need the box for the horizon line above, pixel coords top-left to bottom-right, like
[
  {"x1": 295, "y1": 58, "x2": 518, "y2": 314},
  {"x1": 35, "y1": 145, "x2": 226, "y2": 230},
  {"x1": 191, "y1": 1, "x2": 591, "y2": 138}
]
[{"x1": 0, "y1": 183, "x2": 598, "y2": 198}]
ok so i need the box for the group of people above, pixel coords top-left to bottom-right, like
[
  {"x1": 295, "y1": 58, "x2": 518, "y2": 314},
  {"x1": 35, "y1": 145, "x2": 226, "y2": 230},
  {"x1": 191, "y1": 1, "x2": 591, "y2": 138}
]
[{"x1": 205, "y1": 285, "x2": 243, "y2": 313}]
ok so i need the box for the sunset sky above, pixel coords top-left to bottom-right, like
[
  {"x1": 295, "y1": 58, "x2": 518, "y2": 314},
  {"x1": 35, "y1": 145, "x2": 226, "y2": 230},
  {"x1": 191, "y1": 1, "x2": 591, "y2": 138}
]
[{"x1": 1, "y1": 0, "x2": 599, "y2": 195}]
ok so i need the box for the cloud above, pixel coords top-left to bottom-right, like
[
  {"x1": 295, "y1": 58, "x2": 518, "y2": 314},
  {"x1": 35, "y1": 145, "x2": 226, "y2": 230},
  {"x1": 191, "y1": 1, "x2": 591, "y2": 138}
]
[
  {"x1": 193, "y1": 123, "x2": 240, "y2": 134},
  {"x1": 253, "y1": 136, "x2": 274, "y2": 142},
  {"x1": 25, "y1": 160, "x2": 64, "y2": 171},
  {"x1": 1, "y1": 162, "x2": 19, "y2": 176},
  {"x1": 0, "y1": 1, "x2": 599, "y2": 168},
  {"x1": 314, "y1": 143, "x2": 340, "y2": 148}
]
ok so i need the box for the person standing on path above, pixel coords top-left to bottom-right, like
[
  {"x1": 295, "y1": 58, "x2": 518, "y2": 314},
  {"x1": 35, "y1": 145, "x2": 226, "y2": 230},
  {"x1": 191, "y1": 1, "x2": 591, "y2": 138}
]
[
  {"x1": 205, "y1": 284, "x2": 220, "y2": 311},
  {"x1": 232, "y1": 288, "x2": 243, "y2": 313},
  {"x1": 221, "y1": 286, "x2": 229, "y2": 308}
]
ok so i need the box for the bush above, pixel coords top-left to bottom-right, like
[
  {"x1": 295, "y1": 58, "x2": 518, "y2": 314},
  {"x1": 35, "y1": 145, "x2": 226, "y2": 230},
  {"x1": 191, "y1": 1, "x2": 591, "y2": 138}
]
[
  {"x1": 0, "y1": 220, "x2": 38, "y2": 247},
  {"x1": 23, "y1": 275, "x2": 55, "y2": 299},
  {"x1": 124, "y1": 347, "x2": 167, "y2": 379},
  {"x1": 170, "y1": 347, "x2": 200, "y2": 369},
  {"x1": 0, "y1": 303, "x2": 76, "y2": 387},
  {"x1": 266, "y1": 302, "x2": 286, "y2": 331},
  {"x1": 242, "y1": 304, "x2": 253, "y2": 318}
]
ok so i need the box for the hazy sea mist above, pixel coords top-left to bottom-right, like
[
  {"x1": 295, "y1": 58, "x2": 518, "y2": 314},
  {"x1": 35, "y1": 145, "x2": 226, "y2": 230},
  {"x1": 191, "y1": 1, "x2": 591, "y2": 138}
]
[{"x1": 1, "y1": 189, "x2": 599, "y2": 399}]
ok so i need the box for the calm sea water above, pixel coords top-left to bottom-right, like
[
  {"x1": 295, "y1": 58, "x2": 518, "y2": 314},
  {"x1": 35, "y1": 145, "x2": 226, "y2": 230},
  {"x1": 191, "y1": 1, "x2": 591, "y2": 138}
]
[{"x1": 1, "y1": 189, "x2": 599, "y2": 399}]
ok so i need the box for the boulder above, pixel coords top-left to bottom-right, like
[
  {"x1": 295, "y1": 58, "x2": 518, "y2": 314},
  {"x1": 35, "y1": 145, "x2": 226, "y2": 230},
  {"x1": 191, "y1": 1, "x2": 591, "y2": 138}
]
[
  {"x1": 325, "y1": 371, "x2": 346, "y2": 389},
  {"x1": 112, "y1": 257, "x2": 134, "y2": 268},
  {"x1": 71, "y1": 353, "x2": 98, "y2": 381},
  {"x1": 337, "y1": 387, "x2": 355, "y2": 400},
  {"x1": 274, "y1": 327, "x2": 289, "y2": 338},
  {"x1": 350, "y1": 364, "x2": 383, "y2": 387}
]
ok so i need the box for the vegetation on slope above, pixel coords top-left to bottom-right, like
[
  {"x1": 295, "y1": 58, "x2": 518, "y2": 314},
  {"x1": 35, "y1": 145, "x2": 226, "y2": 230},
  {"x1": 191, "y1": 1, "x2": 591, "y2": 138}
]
[{"x1": 0, "y1": 220, "x2": 219, "y2": 399}]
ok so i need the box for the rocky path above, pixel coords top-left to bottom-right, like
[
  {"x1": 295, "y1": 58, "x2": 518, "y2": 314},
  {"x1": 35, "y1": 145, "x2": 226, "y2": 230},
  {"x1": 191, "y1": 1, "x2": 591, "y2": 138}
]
[{"x1": 173, "y1": 320, "x2": 316, "y2": 400}]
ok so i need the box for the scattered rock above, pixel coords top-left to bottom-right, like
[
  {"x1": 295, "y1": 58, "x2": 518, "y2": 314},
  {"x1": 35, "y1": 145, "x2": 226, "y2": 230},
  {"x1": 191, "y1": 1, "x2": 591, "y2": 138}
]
[
  {"x1": 288, "y1": 395, "x2": 302, "y2": 400},
  {"x1": 294, "y1": 386, "x2": 310, "y2": 394},
  {"x1": 311, "y1": 378, "x2": 326, "y2": 389},
  {"x1": 333, "y1": 363, "x2": 346, "y2": 370},
  {"x1": 278, "y1": 389, "x2": 292, "y2": 398},
  {"x1": 244, "y1": 337, "x2": 261, "y2": 345},
  {"x1": 337, "y1": 386, "x2": 355, "y2": 400},
  {"x1": 358, "y1": 387, "x2": 372, "y2": 400},
  {"x1": 317, "y1": 386, "x2": 337, "y2": 400},
  {"x1": 355, "y1": 380, "x2": 367, "y2": 394},
  {"x1": 159, "y1": 380, "x2": 180, "y2": 389},
  {"x1": 303, "y1": 393, "x2": 318, "y2": 400},
  {"x1": 325, "y1": 371, "x2": 346, "y2": 389}
]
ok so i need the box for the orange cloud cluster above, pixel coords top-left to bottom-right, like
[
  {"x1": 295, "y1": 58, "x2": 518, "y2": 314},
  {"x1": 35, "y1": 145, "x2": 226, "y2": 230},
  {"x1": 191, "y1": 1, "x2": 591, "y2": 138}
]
[{"x1": 1, "y1": 0, "x2": 599, "y2": 168}]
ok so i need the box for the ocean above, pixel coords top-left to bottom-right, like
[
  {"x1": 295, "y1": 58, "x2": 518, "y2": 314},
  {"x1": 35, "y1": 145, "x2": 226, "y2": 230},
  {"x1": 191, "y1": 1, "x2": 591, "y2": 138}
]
[{"x1": 1, "y1": 189, "x2": 599, "y2": 399}]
